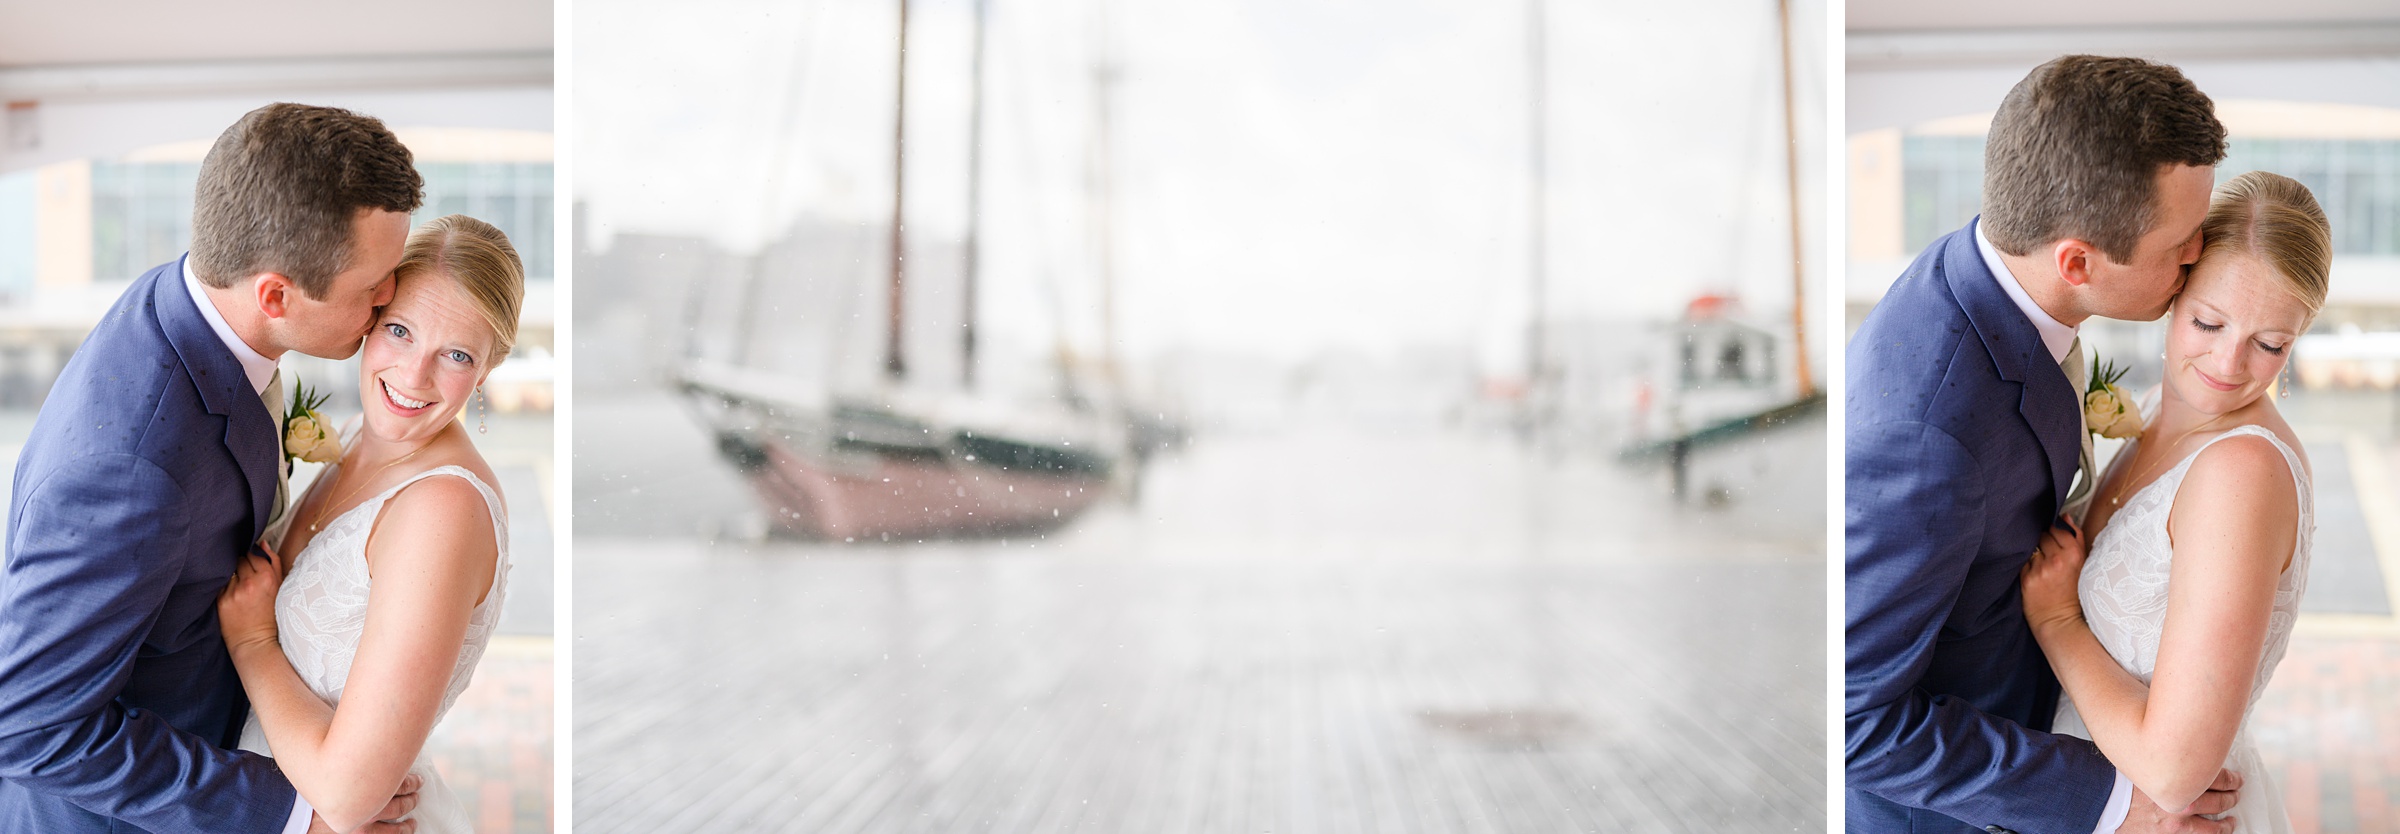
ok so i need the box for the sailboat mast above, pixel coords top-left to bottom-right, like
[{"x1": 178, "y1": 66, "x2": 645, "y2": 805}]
[
  {"x1": 1778, "y1": 0, "x2": 1814, "y2": 397},
  {"x1": 886, "y1": 0, "x2": 912, "y2": 381},
  {"x1": 1094, "y1": 0, "x2": 1118, "y2": 384},
  {"x1": 963, "y1": 0, "x2": 988, "y2": 389},
  {"x1": 1525, "y1": 0, "x2": 1547, "y2": 395}
]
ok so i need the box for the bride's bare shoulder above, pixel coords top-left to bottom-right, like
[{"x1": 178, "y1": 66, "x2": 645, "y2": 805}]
[
  {"x1": 2173, "y1": 431, "x2": 2303, "y2": 569},
  {"x1": 363, "y1": 465, "x2": 499, "y2": 596},
  {"x1": 2187, "y1": 430, "x2": 2297, "y2": 483},
  {"x1": 373, "y1": 424, "x2": 504, "y2": 566}
]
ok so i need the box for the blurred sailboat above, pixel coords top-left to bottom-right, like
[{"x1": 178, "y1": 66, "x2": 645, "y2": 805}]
[
  {"x1": 677, "y1": 0, "x2": 1125, "y2": 540},
  {"x1": 1614, "y1": 0, "x2": 1824, "y2": 505}
]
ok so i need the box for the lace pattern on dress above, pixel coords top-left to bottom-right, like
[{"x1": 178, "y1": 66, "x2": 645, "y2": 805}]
[
  {"x1": 272, "y1": 448, "x2": 511, "y2": 717},
  {"x1": 2076, "y1": 420, "x2": 2313, "y2": 709}
]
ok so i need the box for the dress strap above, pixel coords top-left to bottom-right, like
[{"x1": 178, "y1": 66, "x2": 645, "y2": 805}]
[
  {"x1": 2185, "y1": 425, "x2": 2312, "y2": 521},
  {"x1": 383, "y1": 465, "x2": 510, "y2": 547},
  {"x1": 376, "y1": 465, "x2": 511, "y2": 604},
  {"x1": 381, "y1": 460, "x2": 508, "y2": 563}
]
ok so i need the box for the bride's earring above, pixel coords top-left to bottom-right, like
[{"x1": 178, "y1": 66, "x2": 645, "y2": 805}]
[
  {"x1": 2280, "y1": 363, "x2": 2293, "y2": 398},
  {"x1": 477, "y1": 387, "x2": 488, "y2": 434}
]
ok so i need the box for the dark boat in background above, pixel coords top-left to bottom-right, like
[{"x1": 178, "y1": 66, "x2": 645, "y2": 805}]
[{"x1": 680, "y1": 361, "x2": 1118, "y2": 540}]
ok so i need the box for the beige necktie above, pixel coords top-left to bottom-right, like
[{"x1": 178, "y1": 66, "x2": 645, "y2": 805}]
[
  {"x1": 261, "y1": 369, "x2": 290, "y2": 540},
  {"x1": 2061, "y1": 337, "x2": 2096, "y2": 518}
]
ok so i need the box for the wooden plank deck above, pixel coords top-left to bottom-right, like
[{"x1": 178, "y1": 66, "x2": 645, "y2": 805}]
[{"x1": 573, "y1": 427, "x2": 1825, "y2": 833}]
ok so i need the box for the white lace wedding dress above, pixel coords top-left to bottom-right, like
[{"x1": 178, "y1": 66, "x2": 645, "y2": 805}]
[
  {"x1": 237, "y1": 450, "x2": 511, "y2": 834},
  {"x1": 2052, "y1": 423, "x2": 2311, "y2": 834}
]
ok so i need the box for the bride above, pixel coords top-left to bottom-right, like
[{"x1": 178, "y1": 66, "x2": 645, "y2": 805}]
[
  {"x1": 217, "y1": 215, "x2": 524, "y2": 833},
  {"x1": 2022, "y1": 171, "x2": 2330, "y2": 834}
]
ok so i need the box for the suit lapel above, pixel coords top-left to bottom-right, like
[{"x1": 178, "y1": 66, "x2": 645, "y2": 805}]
[
  {"x1": 227, "y1": 395, "x2": 278, "y2": 543},
  {"x1": 153, "y1": 255, "x2": 279, "y2": 541},
  {"x1": 2019, "y1": 363, "x2": 2082, "y2": 514},
  {"x1": 1945, "y1": 220, "x2": 2081, "y2": 512}
]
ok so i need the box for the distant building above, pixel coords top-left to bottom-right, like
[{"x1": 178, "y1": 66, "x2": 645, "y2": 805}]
[
  {"x1": 1851, "y1": 101, "x2": 2400, "y2": 332},
  {"x1": 1848, "y1": 100, "x2": 2400, "y2": 391},
  {"x1": 0, "y1": 128, "x2": 555, "y2": 409}
]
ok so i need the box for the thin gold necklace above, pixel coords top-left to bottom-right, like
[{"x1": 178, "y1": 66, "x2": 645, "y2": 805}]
[
  {"x1": 2106, "y1": 411, "x2": 2237, "y2": 508},
  {"x1": 307, "y1": 444, "x2": 431, "y2": 532}
]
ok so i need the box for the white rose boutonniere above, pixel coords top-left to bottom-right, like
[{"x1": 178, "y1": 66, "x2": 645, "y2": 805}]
[
  {"x1": 282, "y1": 378, "x2": 343, "y2": 464},
  {"x1": 2082, "y1": 357, "x2": 2143, "y2": 440}
]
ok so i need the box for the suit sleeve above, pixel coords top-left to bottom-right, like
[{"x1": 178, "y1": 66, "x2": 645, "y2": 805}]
[
  {"x1": 0, "y1": 453, "x2": 299, "y2": 832},
  {"x1": 1845, "y1": 420, "x2": 2116, "y2": 833}
]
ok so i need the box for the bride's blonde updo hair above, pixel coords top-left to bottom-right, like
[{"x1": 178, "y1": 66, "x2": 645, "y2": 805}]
[
  {"x1": 394, "y1": 215, "x2": 524, "y2": 369},
  {"x1": 2200, "y1": 171, "x2": 2332, "y2": 322}
]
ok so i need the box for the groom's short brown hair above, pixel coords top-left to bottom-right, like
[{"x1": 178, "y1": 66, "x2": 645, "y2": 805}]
[
  {"x1": 1981, "y1": 55, "x2": 2226, "y2": 262},
  {"x1": 190, "y1": 103, "x2": 424, "y2": 298}
]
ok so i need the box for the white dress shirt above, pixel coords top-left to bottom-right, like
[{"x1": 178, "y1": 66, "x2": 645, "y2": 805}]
[
  {"x1": 178, "y1": 256, "x2": 314, "y2": 834},
  {"x1": 1975, "y1": 222, "x2": 2079, "y2": 366},
  {"x1": 181, "y1": 256, "x2": 280, "y2": 396},
  {"x1": 1972, "y1": 225, "x2": 2134, "y2": 834}
]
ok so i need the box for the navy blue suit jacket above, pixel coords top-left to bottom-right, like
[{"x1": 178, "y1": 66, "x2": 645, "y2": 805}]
[
  {"x1": 0, "y1": 256, "x2": 298, "y2": 832},
  {"x1": 1846, "y1": 221, "x2": 2118, "y2": 833}
]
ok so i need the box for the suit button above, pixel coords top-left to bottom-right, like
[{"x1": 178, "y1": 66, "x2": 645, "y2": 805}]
[{"x1": 1985, "y1": 827, "x2": 2016, "y2": 834}]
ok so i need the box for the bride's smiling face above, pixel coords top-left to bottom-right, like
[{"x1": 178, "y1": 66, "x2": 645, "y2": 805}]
[
  {"x1": 357, "y1": 270, "x2": 497, "y2": 445},
  {"x1": 2161, "y1": 251, "x2": 2312, "y2": 417}
]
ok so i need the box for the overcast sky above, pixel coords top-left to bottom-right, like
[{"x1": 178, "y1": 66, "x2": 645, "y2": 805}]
[{"x1": 575, "y1": 0, "x2": 1826, "y2": 369}]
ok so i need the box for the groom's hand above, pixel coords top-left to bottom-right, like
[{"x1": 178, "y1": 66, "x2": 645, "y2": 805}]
[
  {"x1": 2118, "y1": 768, "x2": 2242, "y2": 834},
  {"x1": 305, "y1": 773, "x2": 423, "y2": 834}
]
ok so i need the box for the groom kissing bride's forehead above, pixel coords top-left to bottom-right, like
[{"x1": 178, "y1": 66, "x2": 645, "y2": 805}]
[
  {"x1": 0, "y1": 103, "x2": 427, "y2": 833},
  {"x1": 1849, "y1": 56, "x2": 2242, "y2": 834},
  {"x1": 1979, "y1": 56, "x2": 2225, "y2": 328}
]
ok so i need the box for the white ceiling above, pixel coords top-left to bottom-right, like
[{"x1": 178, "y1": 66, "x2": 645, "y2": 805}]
[
  {"x1": 0, "y1": 0, "x2": 551, "y2": 67},
  {"x1": 1845, "y1": 0, "x2": 2400, "y2": 130},
  {"x1": 1848, "y1": 0, "x2": 2400, "y2": 31}
]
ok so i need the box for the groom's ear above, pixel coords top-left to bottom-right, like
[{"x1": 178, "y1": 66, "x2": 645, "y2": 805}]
[
  {"x1": 2052, "y1": 239, "x2": 2099, "y2": 288},
  {"x1": 252, "y1": 273, "x2": 297, "y2": 320}
]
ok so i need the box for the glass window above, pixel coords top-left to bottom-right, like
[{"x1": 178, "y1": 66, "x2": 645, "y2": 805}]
[
  {"x1": 89, "y1": 161, "x2": 199, "y2": 283},
  {"x1": 0, "y1": 170, "x2": 33, "y2": 301},
  {"x1": 1901, "y1": 136, "x2": 1984, "y2": 253},
  {"x1": 1901, "y1": 136, "x2": 2400, "y2": 257},
  {"x1": 415, "y1": 162, "x2": 555, "y2": 282},
  {"x1": 81, "y1": 160, "x2": 557, "y2": 286}
]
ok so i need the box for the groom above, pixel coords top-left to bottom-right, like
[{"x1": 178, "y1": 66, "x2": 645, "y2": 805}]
[
  {"x1": 1847, "y1": 57, "x2": 2240, "y2": 833},
  {"x1": 0, "y1": 104, "x2": 421, "y2": 832}
]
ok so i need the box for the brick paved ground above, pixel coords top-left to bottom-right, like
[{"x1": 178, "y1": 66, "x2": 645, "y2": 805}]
[
  {"x1": 2249, "y1": 413, "x2": 2400, "y2": 833},
  {"x1": 573, "y1": 423, "x2": 1825, "y2": 833},
  {"x1": 2254, "y1": 636, "x2": 2400, "y2": 834},
  {"x1": 423, "y1": 637, "x2": 554, "y2": 833}
]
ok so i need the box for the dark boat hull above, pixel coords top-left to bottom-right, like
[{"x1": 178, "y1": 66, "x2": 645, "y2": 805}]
[
  {"x1": 727, "y1": 434, "x2": 1110, "y2": 541},
  {"x1": 679, "y1": 364, "x2": 1119, "y2": 541}
]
